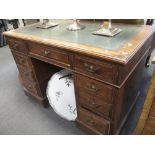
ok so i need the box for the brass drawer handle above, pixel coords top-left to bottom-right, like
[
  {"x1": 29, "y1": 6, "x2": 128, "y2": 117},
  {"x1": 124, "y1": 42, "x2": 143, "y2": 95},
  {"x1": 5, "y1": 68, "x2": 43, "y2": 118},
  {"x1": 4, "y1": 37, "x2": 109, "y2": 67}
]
[
  {"x1": 42, "y1": 50, "x2": 50, "y2": 57},
  {"x1": 87, "y1": 83, "x2": 99, "y2": 92},
  {"x1": 84, "y1": 63, "x2": 98, "y2": 73},
  {"x1": 89, "y1": 101, "x2": 101, "y2": 108}
]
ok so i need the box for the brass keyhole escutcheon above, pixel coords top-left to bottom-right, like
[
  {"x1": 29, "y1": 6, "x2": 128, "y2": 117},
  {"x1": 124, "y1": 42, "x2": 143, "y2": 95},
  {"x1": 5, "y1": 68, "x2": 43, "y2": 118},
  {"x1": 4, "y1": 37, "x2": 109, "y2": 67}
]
[{"x1": 43, "y1": 50, "x2": 50, "y2": 57}]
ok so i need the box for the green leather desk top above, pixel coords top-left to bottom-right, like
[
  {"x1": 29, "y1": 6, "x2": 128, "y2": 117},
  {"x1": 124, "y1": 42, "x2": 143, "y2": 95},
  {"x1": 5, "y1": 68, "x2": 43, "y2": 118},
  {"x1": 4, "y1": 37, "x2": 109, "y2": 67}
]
[
  {"x1": 4, "y1": 20, "x2": 153, "y2": 64},
  {"x1": 16, "y1": 20, "x2": 140, "y2": 51}
]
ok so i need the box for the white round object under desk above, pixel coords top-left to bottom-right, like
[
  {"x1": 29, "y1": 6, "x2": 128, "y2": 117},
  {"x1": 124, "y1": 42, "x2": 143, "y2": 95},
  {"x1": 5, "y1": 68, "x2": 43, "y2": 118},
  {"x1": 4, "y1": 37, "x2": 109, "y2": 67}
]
[{"x1": 46, "y1": 69, "x2": 77, "y2": 121}]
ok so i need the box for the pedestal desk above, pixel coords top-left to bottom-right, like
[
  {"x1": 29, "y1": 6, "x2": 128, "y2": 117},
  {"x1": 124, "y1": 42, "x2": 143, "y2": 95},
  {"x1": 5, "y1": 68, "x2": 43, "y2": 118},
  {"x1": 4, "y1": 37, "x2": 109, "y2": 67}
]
[{"x1": 3, "y1": 20, "x2": 154, "y2": 134}]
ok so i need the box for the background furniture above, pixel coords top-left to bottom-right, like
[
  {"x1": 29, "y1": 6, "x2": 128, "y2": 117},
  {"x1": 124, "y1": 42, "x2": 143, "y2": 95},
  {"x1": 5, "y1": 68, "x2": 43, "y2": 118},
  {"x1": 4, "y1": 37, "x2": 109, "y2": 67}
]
[
  {"x1": 0, "y1": 19, "x2": 8, "y2": 47},
  {"x1": 3, "y1": 20, "x2": 154, "y2": 134},
  {"x1": 8, "y1": 19, "x2": 19, "y2": 29},
  {"x1": 0, "y1": 19, "x2": 40, "y2": 47},
  {"x1": 112, "y1": 19, "x2": 153, "y2": 25}
]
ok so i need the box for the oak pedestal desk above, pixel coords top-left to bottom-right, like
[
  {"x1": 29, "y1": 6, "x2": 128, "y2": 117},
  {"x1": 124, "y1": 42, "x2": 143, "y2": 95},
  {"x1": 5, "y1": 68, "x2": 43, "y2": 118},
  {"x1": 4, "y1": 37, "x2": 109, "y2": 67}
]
[{"x1": 3, "y1": 20, "x2": 154, "y2": 135}]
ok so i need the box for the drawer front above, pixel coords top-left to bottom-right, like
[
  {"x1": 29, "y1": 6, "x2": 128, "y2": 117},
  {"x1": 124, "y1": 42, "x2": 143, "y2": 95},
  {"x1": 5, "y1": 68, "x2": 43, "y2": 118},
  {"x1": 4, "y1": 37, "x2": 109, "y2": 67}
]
[
  {"x1": 12, "y1": 53, "x2": 29, "y2": 67},
  {"x1": 74, "y1": 55, "x2": 118, "y2": 83},
  {"x1": 78, "y1": 107, "x2": 110, "y2": 134},
  {"x1": 8, "y1": 38, "x2": 27, "y2": 53},
  {"x1": 28, "y1": 43, "x2": 70, "y2": 66},
  {"x1": 79, "y1": 91, "x2": 112, "y2": 118},
  {"x1": 76, "y1": 74, "x2": 113, "y2": 103},
  {"x1": 17, "y1": 65, "x2": 35, "y2": 82}
]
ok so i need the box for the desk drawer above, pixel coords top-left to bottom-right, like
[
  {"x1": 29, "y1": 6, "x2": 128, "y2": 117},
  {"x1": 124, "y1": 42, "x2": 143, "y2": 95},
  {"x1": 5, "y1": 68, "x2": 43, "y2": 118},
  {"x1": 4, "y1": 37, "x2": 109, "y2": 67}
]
[
  {"x1": 74, "y1": 55, "x2": 118, "y2": 83},
  {"x1": 17, "y1": 65, "x2": 36, "y2": 82},
  {"x1": 76, "y1": 74, "x2": 113, "y2": 103},
  {"x1": 28, "y1": 43, "x2": 70, "y2": 67},
  {"x1": 12, "y1": 52, "x2": 30, "y2": 67},
  {"x1": 79, "y1": 91, "x2": 112, "y2": 118},
  {"x1": 8, "y1": 38, "x2": 27, "y2": 53},
  {"x1": 78, "y1": 107, "x2": 110, "y2": 134}
]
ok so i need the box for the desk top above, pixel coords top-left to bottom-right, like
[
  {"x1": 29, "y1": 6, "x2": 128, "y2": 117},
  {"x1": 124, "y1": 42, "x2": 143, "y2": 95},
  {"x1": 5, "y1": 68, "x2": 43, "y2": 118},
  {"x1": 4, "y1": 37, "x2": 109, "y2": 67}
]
[{"x1": 4, "y1": 20, "x2": 154, "y2": 64}]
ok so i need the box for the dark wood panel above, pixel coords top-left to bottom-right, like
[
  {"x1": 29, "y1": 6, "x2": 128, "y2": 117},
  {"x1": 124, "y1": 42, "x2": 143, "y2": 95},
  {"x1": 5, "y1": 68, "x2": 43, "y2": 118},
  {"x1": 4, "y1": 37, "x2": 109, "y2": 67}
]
[
  {"x1": 111, "y1": 51, "x2": 151, "y2": 134},
  {"x1": 12, "y1": 52, "x2": 30, "y2": 67},
  {"x1": 22, "y1": 80, "x2": 40, "y2": 96},
  {"x1": 117, "y1": 35, "x2": 153, "y2": 86},
  {"x1": 77, "y1": 107, "x2": 110, "y2": 134},
  {"x1": 19, "y1": 72, "x2": 49, "y2": 103},
  {"x1": 7, "y1": 38, "x2": 28, "y2": 54},
  {"x1": 17, "y1": 64, "x2": 36, "y2": 82}
]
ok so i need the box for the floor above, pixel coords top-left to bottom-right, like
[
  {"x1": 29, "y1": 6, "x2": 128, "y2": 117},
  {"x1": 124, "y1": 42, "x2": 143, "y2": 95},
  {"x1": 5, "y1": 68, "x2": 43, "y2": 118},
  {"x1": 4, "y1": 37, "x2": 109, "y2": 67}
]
[{"x1": 0, "y1": 46, "x2": 154, "y2": 135}]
